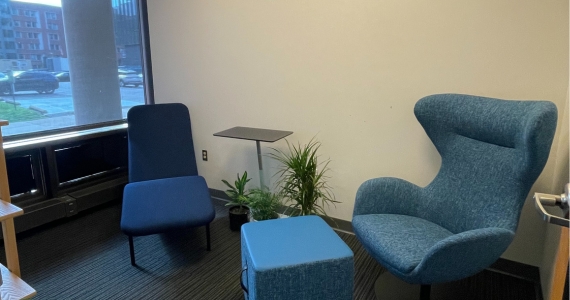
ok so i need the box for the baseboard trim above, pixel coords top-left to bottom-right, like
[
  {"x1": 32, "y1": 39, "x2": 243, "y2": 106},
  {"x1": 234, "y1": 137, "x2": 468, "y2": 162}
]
[
  {"x1": 489, "y1": 258, "x2": 541, "y2": 283},
  {"x1": 209, "y1": 188, "x2": 228, "y2": 201},
  {"x1": 489, "y1": 258, "x2": 543, "y2": 300}
]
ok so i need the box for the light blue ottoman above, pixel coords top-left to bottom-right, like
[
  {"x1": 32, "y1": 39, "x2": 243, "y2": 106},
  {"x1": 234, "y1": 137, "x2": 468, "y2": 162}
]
[{"x1": 241, "y1": 215, "x2": 354, "y2": 300}]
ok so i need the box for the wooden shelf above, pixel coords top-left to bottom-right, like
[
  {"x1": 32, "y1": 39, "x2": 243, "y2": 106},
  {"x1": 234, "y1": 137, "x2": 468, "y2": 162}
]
[
  {"x1": 0, "y1": 263, "x2": 35, "y2": 299},
  {"x1": 0, "y1": 201, "x2": 23, "y2": 223},
  {"x1": 0, "y1": 122, "x2": 35, "y2": 298}
]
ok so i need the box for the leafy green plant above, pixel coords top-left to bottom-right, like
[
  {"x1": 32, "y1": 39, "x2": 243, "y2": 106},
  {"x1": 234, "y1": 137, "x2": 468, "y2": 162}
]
[
  {"x1": 222, "y1": 171, "x2": 251, "y2": 214},
  {"x1": 248, "y1": 189, "x2": 282, "y2": 221},
  {"x1": 269, "y1": 138, "x2": 338, "y2": 217}
]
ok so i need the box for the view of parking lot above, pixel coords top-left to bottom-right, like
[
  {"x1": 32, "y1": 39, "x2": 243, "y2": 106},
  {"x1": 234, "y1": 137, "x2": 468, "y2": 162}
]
[
  {"x1": 2, "y1": 82, "x2": 144, "y2": 136},
  {"x1": 0, "y1": 0, "x2": 145, "y2": 137}
]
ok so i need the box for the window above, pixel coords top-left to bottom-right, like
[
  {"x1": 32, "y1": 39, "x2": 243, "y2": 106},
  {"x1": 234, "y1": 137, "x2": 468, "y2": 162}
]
[
  {"x1": 25, "y1": 21, "x2": 38, "y2": 28},
  {"x1": 24, "y1": 10, "x2": 37, "y2": 17},
  {"x1": 1, "y1": 0, "x2": 150, "y2": 138},
  {"x1": 2, "y1": 30, "x2": 13, "y2": 38},
  {"x1": 11, "y1": 9, "x2": 18, "y2": 15}
]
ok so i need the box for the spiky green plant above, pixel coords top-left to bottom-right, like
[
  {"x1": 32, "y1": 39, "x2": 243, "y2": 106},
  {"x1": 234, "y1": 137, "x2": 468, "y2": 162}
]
[
  {"x1": 248, "y1": 189, "x2": 282, "y2": 221},
  {"x1": 222, "y1": 171, "x2": 251, "y2": 214},
  {"x1": 268, "y1": 138, "x2": 337, "y2": 217}
]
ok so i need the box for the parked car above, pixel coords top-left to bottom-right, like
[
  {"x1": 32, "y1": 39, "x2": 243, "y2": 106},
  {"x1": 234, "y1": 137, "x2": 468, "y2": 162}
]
[
  {"x1": 118, "y1": 65, "x2": 143, "y2": 74},
  {"x1": 118, "y1": 69, "x2": 143, "y2": 87},
  {"x1": 0, "y1": 71, "x2": 59, "y2": 94},
  {"x1": 56, "y1": 71, "x2": 70, "y2": 82}
]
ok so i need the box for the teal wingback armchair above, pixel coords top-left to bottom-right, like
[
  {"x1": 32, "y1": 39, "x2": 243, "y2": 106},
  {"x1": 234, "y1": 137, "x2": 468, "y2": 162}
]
[{"x1": 352, "y1": 94, "x2": 558, "y2": 299}]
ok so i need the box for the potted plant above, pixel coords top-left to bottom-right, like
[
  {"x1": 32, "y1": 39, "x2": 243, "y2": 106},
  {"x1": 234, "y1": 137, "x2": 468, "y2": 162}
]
[
  {"x1": 248, "y1": 189, "x2": 282, "y2": 221},
  {"x1": 269, "y1": 138, "x2": 338, "y2": 217},
  {"x1": 222, "y1": 172, "x2": 251, "y2": 231}
]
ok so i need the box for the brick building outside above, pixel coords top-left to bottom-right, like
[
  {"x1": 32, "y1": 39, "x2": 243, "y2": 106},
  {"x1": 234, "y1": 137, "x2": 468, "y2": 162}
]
[
  {"x1": 0, "y1": 0, "x2": 17, "y2": 60},
  {"x1": 10, "y1": 1, "x2": 66, "y2": 69}
]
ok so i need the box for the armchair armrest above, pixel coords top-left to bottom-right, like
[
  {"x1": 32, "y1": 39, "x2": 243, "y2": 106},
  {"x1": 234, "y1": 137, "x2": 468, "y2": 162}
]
[
  {"x1": 353, "y1": 177, "x2": 423, "y2": 217},
  {"x1": 411, "y1": 227, "x2": 514, "y2": 284}
]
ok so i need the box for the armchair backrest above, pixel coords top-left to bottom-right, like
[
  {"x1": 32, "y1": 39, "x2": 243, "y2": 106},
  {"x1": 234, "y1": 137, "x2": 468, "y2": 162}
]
[
  {"x1": 127, "y1": 103, "x2": 199, "y2": 183},
  {"x1": 414, "y1": 94, "x2": 557, "y2": 233}
]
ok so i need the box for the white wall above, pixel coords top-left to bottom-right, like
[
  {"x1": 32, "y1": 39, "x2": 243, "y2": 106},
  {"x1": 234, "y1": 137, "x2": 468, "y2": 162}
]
[{"x1": 147, "y1": 0, "x2": 569, "y2": 267}]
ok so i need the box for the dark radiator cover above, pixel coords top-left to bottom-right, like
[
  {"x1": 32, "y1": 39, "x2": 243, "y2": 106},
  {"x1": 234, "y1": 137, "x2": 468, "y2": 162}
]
[{"x1": 7, "y1": 155, "x2": 36, "y2": 196}]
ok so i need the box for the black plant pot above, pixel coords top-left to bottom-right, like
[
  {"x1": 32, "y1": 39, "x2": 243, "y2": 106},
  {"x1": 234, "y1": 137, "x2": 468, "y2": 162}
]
[{"x1": 229, "y1": 206, "x2": 250, "y2": 231}]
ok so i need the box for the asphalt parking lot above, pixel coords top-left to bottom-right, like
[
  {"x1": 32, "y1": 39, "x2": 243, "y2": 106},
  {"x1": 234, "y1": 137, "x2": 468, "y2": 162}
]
[{"x1": 3, "y1": 82, "x2": 145, "y2": 116}]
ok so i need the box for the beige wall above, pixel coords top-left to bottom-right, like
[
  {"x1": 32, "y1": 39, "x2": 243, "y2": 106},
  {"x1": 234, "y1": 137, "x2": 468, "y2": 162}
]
[
  {"x1": 540, "y1": 91, "x2": 569, "y2": 300},
  {"x1": 147, "y1": 0, "x2": 569, "y2": 267}
]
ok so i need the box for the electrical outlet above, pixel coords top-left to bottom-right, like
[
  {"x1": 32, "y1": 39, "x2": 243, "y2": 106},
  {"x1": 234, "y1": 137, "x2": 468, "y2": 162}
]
[{"x1": 202, "y1": 150, "x2": 208, "y2": 161}]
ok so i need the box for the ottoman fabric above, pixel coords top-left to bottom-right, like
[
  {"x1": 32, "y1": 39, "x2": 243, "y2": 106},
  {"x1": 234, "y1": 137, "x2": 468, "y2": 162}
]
[{"x1": 241, "y1": 216, "x2": 354, "y2": 300}]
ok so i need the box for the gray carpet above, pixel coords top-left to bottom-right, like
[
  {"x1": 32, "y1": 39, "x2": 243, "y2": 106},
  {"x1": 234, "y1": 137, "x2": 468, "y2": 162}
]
[
  {"x1": 0, "y1": 200, "x2": 537, "y2": 300},
  {"x1": 4, "y1": 201, "x2": 382, "y2": 299}
]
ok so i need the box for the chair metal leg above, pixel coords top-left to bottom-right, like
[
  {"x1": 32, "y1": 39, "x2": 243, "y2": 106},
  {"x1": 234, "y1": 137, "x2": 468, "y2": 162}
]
[
  {"x1": 128, "y1": 236, "x2": 136, "y2": 266},
  {"x1": 206, "y1": 224, "x2": 211, "y2": 251},
  {"x1": 420, "y1": 285, "x2": 431, "y2": 300}
]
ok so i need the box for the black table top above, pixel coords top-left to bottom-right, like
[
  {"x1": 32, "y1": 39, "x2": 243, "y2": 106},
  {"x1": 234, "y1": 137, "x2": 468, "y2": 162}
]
[{"x1": 214, "y1": 127, "x2": 293, "y2": 143}]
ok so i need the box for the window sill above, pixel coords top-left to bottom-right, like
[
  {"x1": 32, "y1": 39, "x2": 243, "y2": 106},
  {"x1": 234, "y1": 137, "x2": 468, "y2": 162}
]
[{"x1": 4, "y1": 123, "x2": 128, "y2": 153}]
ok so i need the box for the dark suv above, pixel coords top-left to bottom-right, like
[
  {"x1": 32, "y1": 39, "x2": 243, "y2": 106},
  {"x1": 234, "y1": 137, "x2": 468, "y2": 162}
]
[{"x1": 0, "y1": 71, "x2": 60, "y2": 94}]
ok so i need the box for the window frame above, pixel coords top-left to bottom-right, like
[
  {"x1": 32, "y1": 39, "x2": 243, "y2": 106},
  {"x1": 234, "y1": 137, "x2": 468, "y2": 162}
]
[
  {"x1": 3, "y1": 0, "x2": 155, "y2": 143},
  {"x1": 25, "y1": 21, "x2": 38, "y2": 28},
  {"x1": 27, "y1": 32, "x2": 39, "y2": 39},
  {"x1": 24, "y1": 10, "x2": 37, "y2": 17},
  {"x1": 45, "y1": 12, "x2": 57, "y2": 20},
  {"x1": 4, "y1": 41, "x2": 15, "y2": 49}
]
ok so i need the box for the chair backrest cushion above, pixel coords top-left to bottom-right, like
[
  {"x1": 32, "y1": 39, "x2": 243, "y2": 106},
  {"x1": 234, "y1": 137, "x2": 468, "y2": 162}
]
[
  {"x1": 127, "y1": 103, "x2": 199, "y2": 183},
  {"x1": 414, "y1": 94, "x2": 557, "y2": 233}
]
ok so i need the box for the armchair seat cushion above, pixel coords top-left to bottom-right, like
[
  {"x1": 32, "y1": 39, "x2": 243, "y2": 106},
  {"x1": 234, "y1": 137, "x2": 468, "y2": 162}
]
[
  {"x1": 353, "y1": 214, "x2": 453, "y2": 274},
  {"x1": 121, "y1": 175, "x2": 215, "y2": 236}
]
